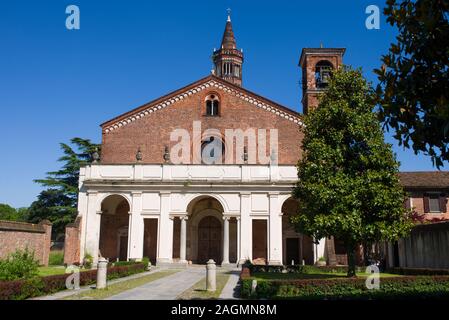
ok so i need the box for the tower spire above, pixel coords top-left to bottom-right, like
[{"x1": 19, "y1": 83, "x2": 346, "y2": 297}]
[{"x1": 212, "y1": 10, "x2": 244, "y2": 86}]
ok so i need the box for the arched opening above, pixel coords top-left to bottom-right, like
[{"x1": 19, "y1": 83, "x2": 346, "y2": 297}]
[
  {"x1": 281, "y1": 197, "x2": 314, "y2": 265},
  {"x1": 172, "y1": 195, "x2": 237, "y2": 265},
  {"x1": 315, "y1": 60, "x2": 333, "y2": 89},
  {"x1": 99, "y1": 195, "x2": 130, "y2": 261}
]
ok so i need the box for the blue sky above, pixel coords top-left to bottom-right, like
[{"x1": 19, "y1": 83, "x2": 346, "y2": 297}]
[{"x1": 0, "y1": 0, "x2": 443, "y2": 208}]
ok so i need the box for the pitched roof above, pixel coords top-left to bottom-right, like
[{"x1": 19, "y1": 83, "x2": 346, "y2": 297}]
[
  {"x1": 399, "y1": 171, "x2": 449, "y2": 189},
  {"x1": 101, "y1": 75, "x2": 303, "y2": 133}
]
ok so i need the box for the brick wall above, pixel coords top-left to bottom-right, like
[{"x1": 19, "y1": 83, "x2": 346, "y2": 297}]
[
  {"x1": 0, "y1": 220, "x2": 52, "y2": 266},
  {"x1": 409, "y1": 192, "x2": 449, "y2": 222},
  {"x1": 100, "y1": 81, "x2": 303, "y2": 165},
  {"x1": 63, "y1": 217, "x2": 81, "y2": 265}
]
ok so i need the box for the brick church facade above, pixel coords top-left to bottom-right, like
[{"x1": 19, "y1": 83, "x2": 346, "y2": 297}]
[{"x1": 64, "y1": 14, "x2": 449, "y2": 268}]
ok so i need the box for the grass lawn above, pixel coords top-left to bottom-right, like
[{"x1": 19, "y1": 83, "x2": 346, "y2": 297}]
[
  {"x1": 177, "y1": 272, "x2": 231, "y2": 300},
  {"x1": 252, "y1": 272, "x2": 401, "y2": 280},
  {"x1": 63, "y1": 270, "x2": 179, "y2": 300},
  {"x1": 38, "y1": 266, "x2": 67, "y2": 276}
]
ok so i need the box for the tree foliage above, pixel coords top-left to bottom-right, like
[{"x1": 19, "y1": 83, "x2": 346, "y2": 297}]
[
  {"x1": 28, "y1": 138, "x2": 100, "y2": 238},
  {"x1": 293, "y1": 66, "x2": 414, "y2": 277},
  {"x1": 375, "y1": 0, "x2": 449, "y2": 168},
  {"x1": 0, "y1": 204, "x2": 28, "y2": 221}
]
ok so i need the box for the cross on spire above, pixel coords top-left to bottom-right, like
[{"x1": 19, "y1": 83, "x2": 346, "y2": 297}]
[{"x1": 227, "y1": 8, "x2": 231, "y2": 21}]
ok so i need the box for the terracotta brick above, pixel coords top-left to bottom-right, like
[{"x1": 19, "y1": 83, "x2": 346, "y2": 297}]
[
  {"x1": 0, "y1": 220, "x2": 52, "y2": 266},
  {"x1": 100, "y1": 77, "x2": 303, "y2": 165}
]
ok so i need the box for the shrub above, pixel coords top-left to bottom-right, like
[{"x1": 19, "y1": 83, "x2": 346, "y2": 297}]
[
  {"x1": 241, "y1": 276, "x2": 449, "y2": 299},
  {"x1": 240, "y1": 267, "x2": 251, "y2": 280},
  {"x1": 0, "y1": 248, "x2": 39, "y2": 281},
  {"x1": 0, "y1": 263, "x2": 147, "y2": 300},
  {"x1": 49, "y1": 251, "x2": 64, "y2": 266},
  {"x1": 388, "y1": 267, "x2": 449, "y2": 276},
  {"x1": 83, "y1": 253, "x2": 93, "y2": 269},
  {"x1": 142, "y1": 257, "x2": 150, "y2": 267},
  {"x1": 112, "y1": 261, "x2": 141, "y2": 267}
]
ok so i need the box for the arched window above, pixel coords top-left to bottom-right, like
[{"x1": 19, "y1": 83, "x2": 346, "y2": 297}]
[
  {"x1": 315, "y1": 61, "x2": 333, "y2": 89},
  {"x1": 205, "y1": 94, "x2": 220, "y2": 116},
  {"x1": 201, "y1": 136, "x2": 225, "y2": 164}
]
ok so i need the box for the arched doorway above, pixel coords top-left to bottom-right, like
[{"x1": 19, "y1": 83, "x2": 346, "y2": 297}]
[
  {"x1": 99, "y1": 194, "x2": 130, "y2": 261},
  {"x1": 197, "y1": 216, "x2": 221, "y2": 264},
  {"x1": 281, "y1": 197, "x2": 314, "y2": 265},
  {"x1": 173, "y1": 195, "x2": 237, "y2": 265}
]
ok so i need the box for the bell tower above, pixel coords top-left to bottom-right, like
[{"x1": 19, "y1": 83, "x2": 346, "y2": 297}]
[
  {"x1": 299, "y1": 47, "x2": 345, "y2": 114},
  {"x1": 212, "y1": 10, "x2": 244, "y2": 87}
]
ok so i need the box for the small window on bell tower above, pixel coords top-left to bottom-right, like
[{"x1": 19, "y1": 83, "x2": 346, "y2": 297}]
[
  {"x1": 315, "y1": 61, "x2": 333, "y2": 89},
  {"x1": 205, "y1": 94, "x2": 220, "y2": 116}
]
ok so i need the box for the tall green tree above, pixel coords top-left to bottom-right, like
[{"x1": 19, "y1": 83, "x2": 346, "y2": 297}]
[
  {"x1": 292, "y1": 66, "x2": 413, "y2": 277},
  {"x1": 28, "y1": 138, "x2": 100, "y2": 238},
  {"x1": 375, "y1": 0, "x2": 449, "y2": 168}
]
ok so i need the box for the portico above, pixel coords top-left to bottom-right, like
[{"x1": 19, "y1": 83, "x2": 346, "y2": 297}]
[{"x1": 76, "y1": 163, "x2": 325, "y2": 267}]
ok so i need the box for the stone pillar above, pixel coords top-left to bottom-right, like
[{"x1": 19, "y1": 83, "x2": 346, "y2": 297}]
[
  {"x1": 326, "y1": 236, "x2": 338, "y2": 266},
  {"x1": 128, "y1": 192, "x2": 144, "y2": 261},
  {"x1": 96, "y1": 257, "x2": 108, "y2": 289},
  {"x1": 157, "y1": 192, "x2": 173, "y2": 265},
  {"x1": 84, "y1": 191, "x2": 101, "y2": 266},
  {"x1": 222, "y1": 216, "x2": 230, "y2": 265},
  {"x1": 314, "y1": 238, "x2": 326, "y2": 263},
  {"x1": 39, "y1": 220, "x2": 52, "y2": 267},
  {"x1": 239, "y1": 192, "x2": 252, "y2": 264},
  {"x1": 236, "y1": 217, "x2": 241, "y2": 264},
  {"x1": 206, "y1": 259, "x2": 216, "y2": 291},
  {"x1": 179, "y1": 216, "x2": 188, "y2": 264},
  {"x1": 268, "y1": 193, "x2": 282, "y2": 265}
]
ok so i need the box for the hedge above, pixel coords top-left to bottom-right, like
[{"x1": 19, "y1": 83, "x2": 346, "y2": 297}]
[
  {"x1": 0, "y1": 263, "x2": 147, "y2": 300},
  {"x1": 388, "y1": 267, "x2": 449, "y2": 276},
  {"x1": 247, "y1": 264, "x2": 363, "y2": 274},
  {"x1": 241, "y1": 275, "x2": 449, "y2": 300}
]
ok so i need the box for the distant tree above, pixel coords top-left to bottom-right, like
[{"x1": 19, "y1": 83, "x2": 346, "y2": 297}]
[
  {"x1": 375, "y1": 0, "x2": 449, "y2": 168},
  {"x1": 27, "y1": 190, "x2": 74, "y2": 238},
  {"x1": 0, "y1": 204, "x2": 27, "y2": 221},
  {"x1": 28, "y1": 138, "x2": 100, "y2": 238},
  {"x1": 0, "y1": 204, "x2": 17, "y2": 220},
  {"x1": 292, "y1": 66, "x2": 414, "y2": 277}
]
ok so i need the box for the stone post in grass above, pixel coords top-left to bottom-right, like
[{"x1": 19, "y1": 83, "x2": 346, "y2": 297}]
[
  {"x1": 206, "y1": 259, "x2": 216, "y2": 292},
  {"x1": 96, "y1": 257, "x2": 108, "y2": 289}
]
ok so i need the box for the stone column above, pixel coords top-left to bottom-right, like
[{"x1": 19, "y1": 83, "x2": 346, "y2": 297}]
[
  {"x1": 268, "y1": 193, "x2": 283, "y2": 265},
  {"x1": 157, "y1": 191, "x2": 173, "y2": 265},
  {"x1": 222, "y1": 216, "x2": 230, "y2": 265},
  {"x1": 84, "y1": 191, "x2": 101, "y2": 266},
  {"x1": 96, "y1": 257, "x2": 108, "y2": 289},
  {"x1": 179, "y1": 216, "x2": 188, "y2": 264},
  {"x1": 314, "y1": 238, "x2": 326, "y2": 264},
  {"x1": 236, "y1": 217, "x2": 241, "y2": 264},
  {"x1": 128, "y1": 192, "x2": 144, "y2": 261},
  {"x1": 239, "y1": 192, "x2": 252, "y2": 264},
  {"x1": 206, "y1": 259, "x2": 216, "y2": 291}
]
